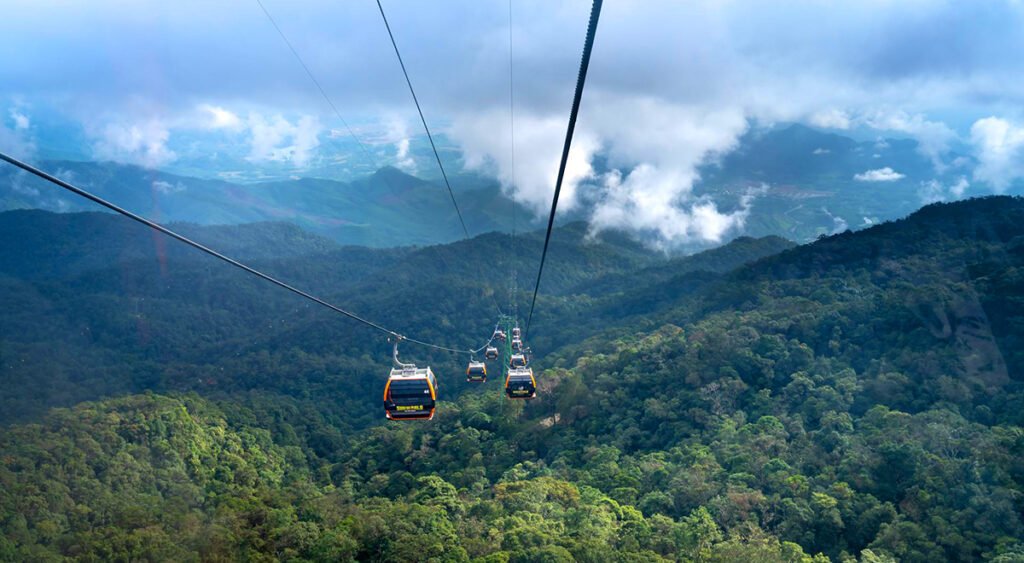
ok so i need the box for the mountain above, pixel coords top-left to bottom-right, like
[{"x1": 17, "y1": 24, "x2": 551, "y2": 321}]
[
  {"x1": 2, "y1": 197, "x2": 1024, "y2": 561},
  {"x1": 4, "y1": 124, "x2": 1014, "y2": 253},
  {"x1": 0, "y1": 161, "x2": 541, "y2": 247},
  {"x1": 695, "y1": 123, "x2": 989, "y2": 244},
  {"x1": 0, "y1": 209, "x2": 347, "y2": 280},
  {"x1": 569, "y1": 235, "x2": 796, "y2": 297},
  {"x1": 0, "y1": 210, "x2": 669, "y2": 424}
]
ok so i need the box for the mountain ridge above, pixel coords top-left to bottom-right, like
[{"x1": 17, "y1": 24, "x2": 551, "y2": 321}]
[{"x1": 4, "y1": 124, "x2": 1018, "y2": 251}]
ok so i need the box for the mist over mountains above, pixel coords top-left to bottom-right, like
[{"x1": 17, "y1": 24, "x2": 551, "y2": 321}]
[{"x1": 2, "y1": 124, "x2": 1012, "y2": 250}]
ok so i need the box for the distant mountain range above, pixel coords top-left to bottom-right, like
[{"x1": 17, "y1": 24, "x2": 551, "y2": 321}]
[
  {"x1": 0, "y1": 162, "x2": 541, "y2": 247},
  {"x1": 2, "y1": 124, "x2": 1015, "y2": 248},
  {"x1": 695, "y1": 124, "x2": 987, "y2": 242}
]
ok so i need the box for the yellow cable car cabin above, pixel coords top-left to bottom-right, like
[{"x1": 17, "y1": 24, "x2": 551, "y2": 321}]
[
  {"x1": 511, "y1": 338, "x2": 523, "y2": 352},
  {"x1": 509, "y1": 353, "x2": 527, "y2": 368},
  {"x1": 383, "y1": 366, "x2": 437, "y2": 420},
  {"x1": 505, "y1": 367, "x2": 536, "y2": 399},
  {"x1": 466, "y1": 361, "x2": 487, "y2": 383}
]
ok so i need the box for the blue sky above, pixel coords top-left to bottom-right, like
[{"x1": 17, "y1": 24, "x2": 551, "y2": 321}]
[{"x1": 3, "y1": 0, "x2": 1024, "y2": 243}]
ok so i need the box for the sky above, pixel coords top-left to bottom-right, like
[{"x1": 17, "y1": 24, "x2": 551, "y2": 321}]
[{"x1": 3, "y1": 0, "x2": 1024, "y2": 245}]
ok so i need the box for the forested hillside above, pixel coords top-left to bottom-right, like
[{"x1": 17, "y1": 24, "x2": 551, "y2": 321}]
[{"x1": 2, "y1": 198, "x2": 1024, "y2": 562}]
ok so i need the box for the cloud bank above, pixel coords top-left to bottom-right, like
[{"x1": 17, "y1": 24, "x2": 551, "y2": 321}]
[{"x1": 3, "y1": 0, "x2": 1024, "y2": 243}]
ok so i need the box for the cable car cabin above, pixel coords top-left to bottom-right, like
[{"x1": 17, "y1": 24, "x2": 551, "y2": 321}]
[
  {"x1": 509, "y1": 353, "x2": 527, "y2": 368},
  {"x1": 485, "y1": 346, "x2": 500, "y2": 360},
  {"x1": 493, "y1": 329, "x2": 507, "y2": 342},
  {"x1": 505, "y1": 367, "x2": 536, "y2": 399},
  {"x1": 512, "y1": 327, "x2": 521, "y2": 339},
  {"x1": 511, "y1": 338, "x2": 523, "y2": 352},
  {"x1": 466, "y1": 361, "x2": 487, "y2": 383},
  {"x1": 383, "y1": 366, "x2": 437, "y2": 421}
]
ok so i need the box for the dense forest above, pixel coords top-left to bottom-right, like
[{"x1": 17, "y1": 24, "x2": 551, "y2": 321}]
[{"x1": 2, "y1": 197, "x2": 1024, "y2": 562}]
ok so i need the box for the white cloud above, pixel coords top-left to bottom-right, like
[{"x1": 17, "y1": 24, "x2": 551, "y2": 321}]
[
  {"x1": 384, "y1": 116, "x2": 416, "y2": 172},
  {"x1": 0, "y1": 105, "x2": 34, "y2": 158},
  {"x1": 454, "y1": 94, "x2": 754, "y2": 245},
  {"x1": 919, "y1": 180, "x2": 944, "y2": 204},
  {"x1": 810, "y1": 109, "x2": 851, "y2": 130},
  {"x1": 451, "y1": 109, "x2": 598, "y2": 214},
  {"x1": 813, "y1": 147, "x2": 830, "y2": 155},
  {"x1": 822, "y1": 207, "x2": 848, "y2": 234},
  {"x1": 152, "y1": 180, "x2": 186, "y2": 194},
  {"x1": 949, "y1": 176, "x2": 970, "y2": 198},
  {"x1": 9, "y1": 109, "x2": 29, "y2": 130},
  {"x1": 854, "y1": 167, "x2": 905, "y2": 182},
  {"x1": 452, "y1": 94, "x2": 751, "y2": 245},
  {"x1": 970, "y1": 116, "x2": 1024, "y2": 192},
  {"x1": 6, "y1": 0, "x2": 1024, "y2": 243},
  {"x1": 199, "y1": 104, "x2": 243, "y2": 130},
  {"x1": 863, "y1": 110, "x2": 956, "y2": 171},
  {"x1": 246, "y1": 113, "x2": 322, "y2": 167},
  {"x1": 918, "y1": 176, "x2": 970, "y2": 204},
  {"x1": 91, "y1": 119, "x2": 176, "y2": 168},
  {"x1": 0, "y1": 124, "x2": 33, "y2": 159},
  {"x1": 10, "y1": 171, "x2": 39, "y2": 196},
  {"x1": 589, "y1": 167, "x2": 762, "y2": 247},
  {"x1": 54, "y1": 168, "x2": 78, "y2": 184}
]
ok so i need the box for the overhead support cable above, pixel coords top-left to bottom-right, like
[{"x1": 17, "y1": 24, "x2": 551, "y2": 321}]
[
  {"x1": 375, "y1": 0, "x2": 505, "y2": 322},
  {"x1": 0, "y1": 152, "x2": 477, "y2": 356},
  {"x1": 508, "y1": 0, "x2": 519, "y2": 321},
  {"x1": 525, "y1": 0, "x2": 603, "y2": 338},
  {"x1": 255, "y1": 0, "x2": 383, "y2": 174},
  {"x1": 257, "y1": 0, "x2": 497, "y2": 348},
  {"x1": 375, "y1": 0, "x2": 470, "y2": 240}
]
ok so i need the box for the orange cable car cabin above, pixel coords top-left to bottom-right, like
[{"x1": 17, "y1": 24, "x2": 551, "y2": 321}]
[
  {"x1": 384, "y1": 366, "x2": 437, "y2": 420},
  {"x1": 466, "y1": 361, "x2": 487, "y2": 383},
  {"x1": 505, "y1": 367, "x2": 536, "y2": 399},
  {"x1": 509, "y1": 353, "x2": 527, "y2": 369}
]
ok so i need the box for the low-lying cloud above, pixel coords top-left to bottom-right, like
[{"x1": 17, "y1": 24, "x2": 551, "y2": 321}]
[
  {"x1": 91, "y1": 119, "x2": 176, "y2": 168},
  {"x1": 200, "y1": 105, "x2": 244, "y2": 131},
  {"x1": 854, "y1": 167, "x2": 905, "y2": 182},
  {"x1": 863, "y1": 110, "x2": 956, "y2": 172},
  {"x1": 451, "y1": 109, "x2": 597, "y2": 215},
  {"x1": 451, "y1": 94, "x2": 756, "y2": 247},
  {"x1": 970, "y1": 117, "x2": 1024, "y2": 192},
  {"x1": 591, "y1": 168, "x2": 763, "y2": 248},
  {"x1": 246, "y1": 113, "x2": 321, "y2": 167},
  {"x1": 1, "y1": 106, "x2": 35, "y2": 159},
  {"x1": 810, "y1": 109, "x2": 851, "y2": 130},
  {"x1": 383, "y1": 116, "x2": 416, "y2": 173},
  {"x1": 153, "y1": 180, "x2": 187, "y2": 194},
  {"x1": 9, "y1": 109, "x2": 29, "y2": 131},
  {"x1": 919, "y1": 176, "x2": 970, "y2": 204}
]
